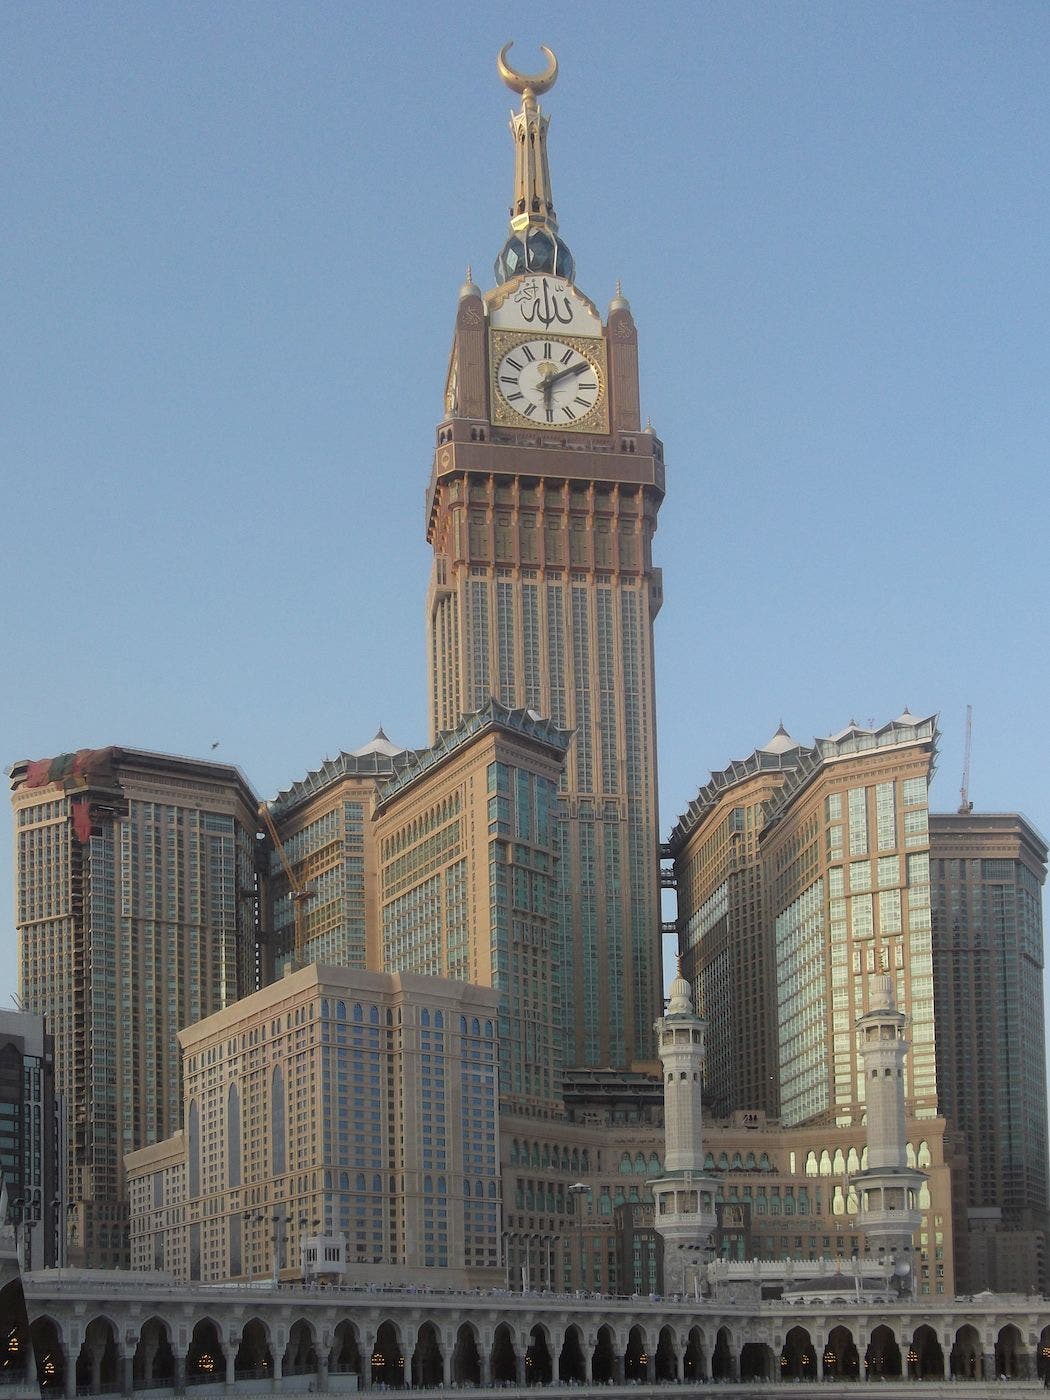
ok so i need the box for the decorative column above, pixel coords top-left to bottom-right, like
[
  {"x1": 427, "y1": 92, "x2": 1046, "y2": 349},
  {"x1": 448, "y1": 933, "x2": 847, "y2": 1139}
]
[
  {"x1": 582, "y1": 1334, "x2": 594, "y2": 1384},
  {"x1": 225, "y1": 1333, "x2": 238, "y2": 1388}
]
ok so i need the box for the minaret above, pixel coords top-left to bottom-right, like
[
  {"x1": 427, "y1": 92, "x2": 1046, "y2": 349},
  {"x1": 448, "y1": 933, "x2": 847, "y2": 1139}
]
[
  {"x1": 852, "y1": 975, "x2": 925, "y2": 1292},
  {"x1": 648, "y1": 965, "x2": 720, "y2": 1294}
]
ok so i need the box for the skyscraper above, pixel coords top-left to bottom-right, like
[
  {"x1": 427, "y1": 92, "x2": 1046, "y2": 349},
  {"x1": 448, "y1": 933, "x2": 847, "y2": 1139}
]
[
  {"x1": 424, "y1": 46, "x2": 666, "y2": 1071},
  {"x1": 0, "y1": 1009, "x2": 58, "y2": 1271},
  {"x1": 264, "y1": 731, "x2": 415, "y2": 977},
  {"x1": 671, "y1": 711, "x2": 941, "y2": 1130},
  {"x1": 759, "y1": 712, "x2": 940, "y2": 1130},
  {"x1": 374, "y1": 698, "x2": 570, "y2": 1117},
  {"x1": 666, "y1": 724, "x2": 805, "y2": 1117},
  {"x1": 10, "y1": 747, "x2": 258, "y2": 1267},
  {"x1": 929, "y1": 811, "x2": 1049, "y2": 1292}
]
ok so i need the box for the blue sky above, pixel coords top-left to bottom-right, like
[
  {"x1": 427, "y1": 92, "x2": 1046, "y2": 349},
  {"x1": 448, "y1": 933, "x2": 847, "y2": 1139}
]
[{"x1": 2, "y1": 3, "x2": 1048, "y2": 1042}]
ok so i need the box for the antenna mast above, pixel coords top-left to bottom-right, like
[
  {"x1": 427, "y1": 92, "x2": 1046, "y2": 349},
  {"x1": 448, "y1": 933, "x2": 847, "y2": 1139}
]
[{"x1": 958, "y1": 705, "x2": 974, "y2": 814}]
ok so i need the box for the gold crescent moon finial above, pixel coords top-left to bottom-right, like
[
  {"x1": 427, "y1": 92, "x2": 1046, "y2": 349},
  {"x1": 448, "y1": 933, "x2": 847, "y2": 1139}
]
[{"x1": 498, "y1": 42, "x2": 558, "y2": 98}]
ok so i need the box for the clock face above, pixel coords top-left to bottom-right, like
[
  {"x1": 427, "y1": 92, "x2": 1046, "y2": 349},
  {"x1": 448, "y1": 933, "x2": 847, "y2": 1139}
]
[{"x1": 494, "y1": 337, "x2": 603, "y2": 427}]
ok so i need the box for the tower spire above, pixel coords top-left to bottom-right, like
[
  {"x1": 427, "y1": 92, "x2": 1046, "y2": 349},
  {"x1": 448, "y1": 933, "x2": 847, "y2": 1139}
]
[{"x1": 494, "y1": 43, "x2": 575, "y2": 285}]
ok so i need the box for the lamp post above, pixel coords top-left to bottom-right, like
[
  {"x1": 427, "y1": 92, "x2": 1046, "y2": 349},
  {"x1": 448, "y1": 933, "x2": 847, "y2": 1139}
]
[
  {"x1": 243, "y1": 1212, "x2": 264, "y2": 1282},
  {"x1": 568, "y1": 1182, "x2": 590, "y2": 1293},
  {"x1": 271, "y1": 1212, "x2": 289, "y2": 1287}
]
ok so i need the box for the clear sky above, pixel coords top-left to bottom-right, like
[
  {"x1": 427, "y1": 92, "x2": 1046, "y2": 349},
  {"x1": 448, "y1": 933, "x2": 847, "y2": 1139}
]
[{"x1": 2, "y1": 3, "x2": 1048, "y2": 1050}]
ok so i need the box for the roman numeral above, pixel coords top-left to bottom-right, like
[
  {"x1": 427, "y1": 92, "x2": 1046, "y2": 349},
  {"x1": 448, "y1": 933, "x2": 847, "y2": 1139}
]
[
  {"x1": 500, "y1": 375, "x2": 518, "y2": 385},
  {"x1": 545, "y1": 408, "x2": 554, "y2": 422},
  {"x1": 578, "y1": 381, "x2": 596, "y2": 390},
  {"x1": 543, "y1": 342, "x2": 552, "y2": 358},
  {"x1": 521, "y1": 344, "x2": 536, "y2": 362},
  {"x1": 523, "y1": 402, "x2": 537, "y2": 417},
  {"x1": 562, "y1": 406, "x2": 576, "y2": 421},
  {"x1": 560, "y1": 348, "x2": 574, "y2": 365},
  {"x1": 574, "y1": 396, "x2": 590, "y2": 408},
  {"x1": 506, "y1": 357, "x2": 522, "y2": 371},
  {"x1": 507, "y1": 391, "x2": 524, "y2": 402}
]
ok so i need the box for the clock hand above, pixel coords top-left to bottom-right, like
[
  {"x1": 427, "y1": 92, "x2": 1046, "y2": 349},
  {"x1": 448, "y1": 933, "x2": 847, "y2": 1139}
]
[{"x1": 547, "y1": 360, "x2": 590, "y2": 390}]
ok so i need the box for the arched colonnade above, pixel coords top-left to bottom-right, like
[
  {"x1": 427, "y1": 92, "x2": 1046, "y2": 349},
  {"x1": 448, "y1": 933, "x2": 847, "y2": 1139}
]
[{"x1": 22, "y1": 1302, "x2": 1049, "y2": 1393}]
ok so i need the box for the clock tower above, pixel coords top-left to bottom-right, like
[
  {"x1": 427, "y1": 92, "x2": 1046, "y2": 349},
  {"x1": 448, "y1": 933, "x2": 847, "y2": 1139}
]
[{"x1": 425, "y1": 45, "x2": 666, "y2": 1072}]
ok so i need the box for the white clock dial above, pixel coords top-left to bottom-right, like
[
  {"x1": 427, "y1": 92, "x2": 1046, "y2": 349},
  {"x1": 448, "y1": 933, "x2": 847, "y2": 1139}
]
[{"x1": 495, "y1": 338, "x2": 601, "y2": 425}]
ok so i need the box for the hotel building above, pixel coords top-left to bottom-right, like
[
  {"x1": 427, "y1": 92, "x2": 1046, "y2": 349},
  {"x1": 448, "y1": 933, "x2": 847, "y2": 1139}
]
[
  {"x1": 126, "y1": 965, "x2": 501, "y2": 1287},
  {"x1": 929, "y1": 811, "x2": 1049, "y2": 1292},
  {"x1": 10, "y1": 747, "x2": 258, "y2": 1267}
]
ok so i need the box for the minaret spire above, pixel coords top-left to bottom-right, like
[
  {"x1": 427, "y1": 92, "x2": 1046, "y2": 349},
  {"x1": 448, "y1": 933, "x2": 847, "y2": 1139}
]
[{"x1": 494, "y1": 43, "x2": 575, "y2": 285}]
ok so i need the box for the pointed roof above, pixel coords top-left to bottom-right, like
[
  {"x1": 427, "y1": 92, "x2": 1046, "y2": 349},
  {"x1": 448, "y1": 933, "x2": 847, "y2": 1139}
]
[
  {"x1": 758, "y1": 722, "x2": 801, "y2": 756},
  {"x1": 351, "y1": 727, "x2": 406, "y2": 760}
]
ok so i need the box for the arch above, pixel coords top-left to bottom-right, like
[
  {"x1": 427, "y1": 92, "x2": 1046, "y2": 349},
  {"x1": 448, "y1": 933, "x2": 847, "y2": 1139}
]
[
  {"x1": 410, "y1": 1320, "x2": 443, "y2": 1388},
  {"x1": 452, "y1": 1322, "x2": 481, "y2": 1387},
  {"x1": 234, "y1": 1318, "x2": 273, "y2": 1378},
  {"x1": 187, "y1": 1098, "x2": 200, "y2": 1197},
  {"x1": 0, "y1": 1280, "x2": 30, "y2": 1389},
  {"x1": 187, "y1": 1317, "x2": 226, "y2": 1382},
  {"x1": 712, "y1": 1326, "x2": 736, "y2": 1382},
  {"x1": 781, "y1": 1325, "x2": 817, "y2": 1381},
  {"x1": 525, "y1": 1323, "x2": 553, "y2": 1385},
  {"x1": 741, "y1": 1341, "x2": 775, "y2": 1382},
  {"x1": 558, "y1": 1324, "x2": 586, "y2": 1384},
  {"x1": 29, "y1": 1315, "x2": 65, "y2": 1391},
  {"x1": 591, "y1": 1325, "x2": 618, "y2": 1385},
  {"x1": 683, "y1": 1325, "x2": 707, "y2": 1381},
  {"x1": 624, "y1": 1324, "x2": 650, "y2": 1381},
  {"x1": 133, "y1": 1315, "x2": 176, "y2": 1388},
  {"x1": 655, "y1": 1325, "x2": 678, "y2": 1382},
  {"x1": 824, "y1": 1324, "x2": 859, "y2": 1379},
  {"x1": 226, "y1": 1081, "x2": 241, "y2": 1187},
  {"x1": 329, "y1": 1320, "x2": 363, "y2": 1380},
  {"x1": 950, "y1": 1324, "x2": 982, "y2": 1380},
  {"x1": 866, "y1": 1323, "x2": 902, "y2": 1379},
  {"x1": 283, "y1": 1319, "x2": 318, "y2": 1377},
  {"x1": 1038, "y1": 1325, "x2": 1050, "y2": 1382},
  {"x1": 490, "y1": 1322, "x2": 519, "y2": 1385},
  {"x1": 908, "y1": 1324, "x2": 944, "y2": 1379},
  {"x1": 271, "y1": 1064, "x2": 286, "y2": 1174},
  {"x1": 75, "y1": 1315, "x2": 120, "y2": 1394},
  {"x1": 996, "y1": 1323, "x2": 1024, "y2": 1379},
  {"x1": 372, "y1": 1320, "x2": 404, "y2": 1388}
]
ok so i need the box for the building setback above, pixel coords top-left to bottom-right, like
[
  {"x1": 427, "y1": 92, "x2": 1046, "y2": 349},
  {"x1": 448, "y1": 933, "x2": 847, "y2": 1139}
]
[
  {"x1": 10, "y1": 748, "x2": 258, "y2": 1268},
  {"x1": 929, "y1": 811, "x2": 1049, "y2": 1293}
]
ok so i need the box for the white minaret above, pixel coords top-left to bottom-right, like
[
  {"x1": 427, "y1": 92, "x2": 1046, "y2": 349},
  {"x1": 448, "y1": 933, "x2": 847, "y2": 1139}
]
[
  {"x1": 852, "y1": 975, "x2": 925, "y2": 1292},
  {"x1": 649, "y1": 964, "x2": 720, "y2": 1294}
]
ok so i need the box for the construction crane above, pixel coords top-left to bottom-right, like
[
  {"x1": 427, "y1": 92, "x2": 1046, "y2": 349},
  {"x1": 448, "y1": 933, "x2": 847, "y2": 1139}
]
[
  {"x1": 258, "y1": 801, "x2": 313, "y2": 968},
  {"x1": 958, "y1": 705, "x2": 974, "y2": 814}
]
